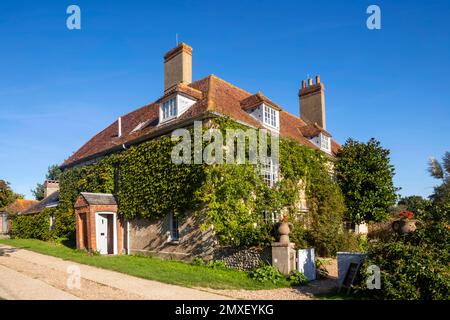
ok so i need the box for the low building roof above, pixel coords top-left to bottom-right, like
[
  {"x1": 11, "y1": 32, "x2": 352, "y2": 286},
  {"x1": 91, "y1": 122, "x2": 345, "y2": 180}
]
[
  {"x1": 0, "y1": 199, "x2": 39, "y2": 215},
  {"x1": 21, "y1": 192, "x2": 59, "y2": 215},
  {"x1": 80, "y1": 192, "x2": 117, "y2": 206}
]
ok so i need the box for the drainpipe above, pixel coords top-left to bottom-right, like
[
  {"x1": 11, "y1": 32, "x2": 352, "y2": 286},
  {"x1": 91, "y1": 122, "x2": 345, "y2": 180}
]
[{"x1": 127, "y1": 221, "x2": 131, "y2": 255}]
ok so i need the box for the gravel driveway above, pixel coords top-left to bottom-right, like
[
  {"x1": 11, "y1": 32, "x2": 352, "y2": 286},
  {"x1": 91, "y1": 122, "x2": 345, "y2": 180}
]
[
  {"x1": 0, "y1": 244, "x2": 229, "y2": 300},
  {"x1": 0, "y1": 243, "x2": 337, "y2": 300}
]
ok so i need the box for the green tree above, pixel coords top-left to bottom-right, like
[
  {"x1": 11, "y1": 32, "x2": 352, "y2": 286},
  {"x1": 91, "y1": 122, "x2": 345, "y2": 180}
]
[
  {"x1": 31, "y1": 164, "x2": 62, "y2": 200},
  {"x1": 428, "y1": 151, "x2": 450, "y2": 206},
  {"x1": 335, "y1": 138, "x2": 398, "y2": 224},
  {"x1": 0, "y1": 180, "x2": 22, "y2": 209}
]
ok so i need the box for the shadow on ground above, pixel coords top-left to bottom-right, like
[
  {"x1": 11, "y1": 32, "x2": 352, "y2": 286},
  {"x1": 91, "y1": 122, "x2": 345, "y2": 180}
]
[{"x1": 0, "y1": 246, "x2": 19, "y2": 256}]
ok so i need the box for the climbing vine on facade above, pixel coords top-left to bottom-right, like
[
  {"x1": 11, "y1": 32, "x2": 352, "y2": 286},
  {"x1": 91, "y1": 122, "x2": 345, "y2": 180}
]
[{"x1": 50, "y1": 118, "x2": 349, "y2": 254}]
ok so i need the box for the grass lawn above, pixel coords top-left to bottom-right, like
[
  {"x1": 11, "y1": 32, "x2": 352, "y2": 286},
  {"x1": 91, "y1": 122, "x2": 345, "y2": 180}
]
[{"x1": 0, "y1": 238, "x2": 290, "y2": 290}]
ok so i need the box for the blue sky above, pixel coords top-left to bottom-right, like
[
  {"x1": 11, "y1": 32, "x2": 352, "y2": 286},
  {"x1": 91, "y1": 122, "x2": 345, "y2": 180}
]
[{"x1": 0, "y1": 0, "x2": 449, "y2": 199}]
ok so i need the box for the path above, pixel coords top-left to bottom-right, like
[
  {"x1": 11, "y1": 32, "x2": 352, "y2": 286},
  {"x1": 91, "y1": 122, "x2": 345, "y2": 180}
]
[{"x1": 0, "y1": 244, "x2": 229, "y2": 300}]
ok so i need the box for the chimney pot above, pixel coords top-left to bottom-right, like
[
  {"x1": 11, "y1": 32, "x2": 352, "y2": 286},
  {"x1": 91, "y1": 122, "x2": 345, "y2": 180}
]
[
  {"x1": 301, "y1": 80, "x2": 306, "y2": 88},
  {"x1": 118, "y1": 117, "x2": 122, "y2": 137},
  {"x1": 298, "y1": 77, "x2": 326, "y2": 129},
  {"x1": 44, "y1": 180, "x2": 59, "y2": 198}
]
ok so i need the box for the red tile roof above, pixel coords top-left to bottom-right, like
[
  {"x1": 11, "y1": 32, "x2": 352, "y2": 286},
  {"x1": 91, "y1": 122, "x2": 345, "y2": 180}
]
[
  {"x1": 1, "y1": 199, "x2": 39, "y2": 214},
  {"x1": 62, "y1": 75, "x2": 340, "y2": 168}
]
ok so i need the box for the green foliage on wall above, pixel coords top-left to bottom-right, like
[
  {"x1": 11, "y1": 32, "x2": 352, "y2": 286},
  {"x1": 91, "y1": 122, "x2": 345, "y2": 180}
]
[
  {"x1": 59, "y1": 155, "x2": 118, "y2": 212},
  {"x1": 118, "y1": 136, "x2": 205, "y2": 220},
  {"x1": 56, "y1": 117, "x2": 350, "y2": 255},
  {"x1": 196, "y1": 163, "x2": 273, "y2": 246}
]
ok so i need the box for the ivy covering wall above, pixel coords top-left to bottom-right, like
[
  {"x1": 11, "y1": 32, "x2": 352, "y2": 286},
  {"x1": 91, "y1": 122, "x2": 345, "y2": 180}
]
[{"x1": 16, "y1": 117, "x2": 352, "y2": 256}]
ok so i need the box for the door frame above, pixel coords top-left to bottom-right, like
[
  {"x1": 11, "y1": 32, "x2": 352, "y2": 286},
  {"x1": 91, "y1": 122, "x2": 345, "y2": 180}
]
[{"x1": 95, "y1": 212, "x2": 117, "y2": 255}]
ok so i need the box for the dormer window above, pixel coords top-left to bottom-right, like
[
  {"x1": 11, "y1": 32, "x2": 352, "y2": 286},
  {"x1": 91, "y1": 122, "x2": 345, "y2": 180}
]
[
  {"x1": 312, "y1": 133, "x2": 331, "y2": 153},
  {"x1": 320, "y1": 133, "x2": 330, "y2": 151},
  {"x1": 263, "y1": 104, "x2": 278, "y2": 128},
  {"x1": 162, "y1": 97, "x2": 177, "y2": 121},
  {"x1": 160, "y1": 93, "x2": 196, "y2": 124}
]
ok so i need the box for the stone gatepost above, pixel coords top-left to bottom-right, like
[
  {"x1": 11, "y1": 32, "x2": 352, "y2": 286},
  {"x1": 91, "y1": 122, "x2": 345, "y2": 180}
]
[{"x1": 271, "y1": 221, "x2": 296, "y2": 275}]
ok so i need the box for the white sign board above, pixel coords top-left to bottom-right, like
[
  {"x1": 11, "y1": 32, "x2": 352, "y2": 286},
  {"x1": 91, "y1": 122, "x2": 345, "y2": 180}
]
[{"x1": 297, "y1": 248, "x2": 316, "y2": 281}]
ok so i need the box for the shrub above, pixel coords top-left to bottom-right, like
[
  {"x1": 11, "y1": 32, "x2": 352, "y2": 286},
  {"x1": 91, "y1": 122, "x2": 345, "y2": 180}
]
[
  {"x1": 288, "y1": 271, "x2": 308, "y2": 286},
  {"x1": 53, "y1": 209, "x2": 76, "y2": 239},
  {"x1": 191, "y1": 257, "x2": 206, "y2": 266},
  {"x1": 10, "y1": 210, "x2": 52, "y2": 240},
  {"x1": 249, "y1": 265, "x2": 283, "y2": 284},
  {"x1": 356, "y1": 204, "x2": 450, "y2": 300}
]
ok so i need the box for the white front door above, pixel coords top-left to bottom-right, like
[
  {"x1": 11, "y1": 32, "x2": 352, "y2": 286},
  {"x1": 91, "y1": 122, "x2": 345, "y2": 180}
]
[{"x1": 96, "y1": 214, "x2": 109, "y2": 254}]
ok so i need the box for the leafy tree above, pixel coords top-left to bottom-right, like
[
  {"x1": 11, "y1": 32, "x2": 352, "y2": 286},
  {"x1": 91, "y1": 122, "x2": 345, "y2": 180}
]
[
  {"x1": 0, "y1": 180, "x2": 22, "y2": 209},
  {"x1": 428, "y1": 152, "x2": 450, "y2": 206},
  {"x1": 335, "y1": 138, "x2": 398, "y2": 224},
  {"x1": 31, "y1": 164, "x2": 62, "y2": 200}
]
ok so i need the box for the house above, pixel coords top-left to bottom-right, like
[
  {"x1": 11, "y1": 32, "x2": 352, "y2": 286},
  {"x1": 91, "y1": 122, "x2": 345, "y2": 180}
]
[
  {"x1": 0, "y1": 199, "x2": 39, "y2": 235},
  {"x1": 20, "y1": 180, "x2": 60, "y2": 230},
  {"x1": 61, "y1": 43, "x2": 340, "y2": 259},
  {"x1": 22, "y1": 180, "x2": 60, "y2": 215}
]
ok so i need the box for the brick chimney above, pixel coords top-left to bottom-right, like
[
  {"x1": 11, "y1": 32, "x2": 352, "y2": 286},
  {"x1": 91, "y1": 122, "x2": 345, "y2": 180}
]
[
  {"x1": 163, "y1": 43, "x2": 192, "y2": 93},
  {"x1": 299, "y1": 75, "x2": 326, "y2": 129},
  {"x1": 44, "y1": 180, "x2": 59, "y2": 198}
]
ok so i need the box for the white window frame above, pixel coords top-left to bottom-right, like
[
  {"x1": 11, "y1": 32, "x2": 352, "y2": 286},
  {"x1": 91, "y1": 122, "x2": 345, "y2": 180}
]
[
  {"x1": 262, "y1": 104, "x2": 278, "y2": 129},
  {"x1": 161, "y1": 97, "x2": 177, "y2": 122},
  {"x1": 168, "y1": 213, "x2": 180, "y2": 242},
  {"x1": 260, "y1": 157, "x2": 279, "y2": 187},
  {"x1": 262, "y1": 210, "x2": 279, "y2": 224},
  {"x1": 320, "y1": 133, "x2": 330, "y2": 152}
]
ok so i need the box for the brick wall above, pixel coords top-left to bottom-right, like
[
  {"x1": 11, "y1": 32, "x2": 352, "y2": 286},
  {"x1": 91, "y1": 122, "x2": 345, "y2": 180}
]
[{"x1": 74, "y1": 196, "x2": 123, "y2": 254}]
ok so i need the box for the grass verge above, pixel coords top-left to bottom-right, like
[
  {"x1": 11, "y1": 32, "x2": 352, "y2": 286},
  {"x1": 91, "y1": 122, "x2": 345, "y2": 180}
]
[{"x1": 0, "y1": 238, "x2": 290, "y2": 290}]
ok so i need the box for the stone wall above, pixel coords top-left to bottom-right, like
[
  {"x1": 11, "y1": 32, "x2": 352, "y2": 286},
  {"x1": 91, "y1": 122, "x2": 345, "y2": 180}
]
[
  {"x1": 213, "y1": 246, "x2": 272, "y2": 271},
  {"x1": 128, "y1": 212, "x2": 272, "y2": 271},
  {"x1": 129, "y1": 212, "x2": 218, "y2": 261}
]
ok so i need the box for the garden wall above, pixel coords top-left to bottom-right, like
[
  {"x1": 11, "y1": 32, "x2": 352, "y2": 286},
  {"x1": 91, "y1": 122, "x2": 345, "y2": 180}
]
[
  {"x1": 213, "y1": 246, "x2": 272, "y2": 271},
  {"x1": 128, "y1": 213, "x2": 271, "y2": 271}
]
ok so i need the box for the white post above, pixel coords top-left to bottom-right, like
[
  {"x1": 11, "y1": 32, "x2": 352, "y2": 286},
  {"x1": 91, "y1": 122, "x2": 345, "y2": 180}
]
[{"x1": 118, "y1": 117, "x2": 122, "y2": 137}]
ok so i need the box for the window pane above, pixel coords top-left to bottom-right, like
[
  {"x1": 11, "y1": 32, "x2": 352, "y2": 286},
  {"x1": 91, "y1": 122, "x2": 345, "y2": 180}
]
[
  {"x1": 263, "y1": 105, "x2": 277, "y2": 128},
  {"x1": 162, "y1": 98, "x2": 177, "y2": 120}
]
